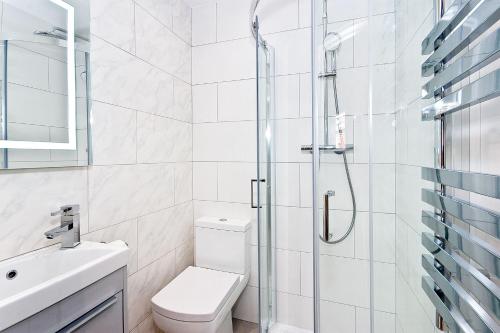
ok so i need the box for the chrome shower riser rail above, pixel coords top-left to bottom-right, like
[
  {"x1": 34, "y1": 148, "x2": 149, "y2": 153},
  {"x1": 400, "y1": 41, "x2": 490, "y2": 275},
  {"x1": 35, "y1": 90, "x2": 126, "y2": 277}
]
[
  {"x1": 422, "y1": 233, "x2": 500, "y2": 319},
  {"x1": 421, "y1": 167, "x2": 500, "y2": 198},
  {"x1": 422, "y1": 0, "x2": 500, "y2": 77},
  {"x1": 422, "y1": 69, "x2": 500, "y2": 120},
  {"x1": 422, "y1": 28, "x2": 500, "y2": 99},
  {"x1": 422, "y1": 211, "x2": 500, "y2": 278}
]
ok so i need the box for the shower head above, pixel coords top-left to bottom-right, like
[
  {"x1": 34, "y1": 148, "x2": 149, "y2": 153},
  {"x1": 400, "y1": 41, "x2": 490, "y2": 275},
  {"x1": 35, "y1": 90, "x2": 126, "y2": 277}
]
[{"x1": 324, "y1": 32, "x2": 341, "y2": 53}]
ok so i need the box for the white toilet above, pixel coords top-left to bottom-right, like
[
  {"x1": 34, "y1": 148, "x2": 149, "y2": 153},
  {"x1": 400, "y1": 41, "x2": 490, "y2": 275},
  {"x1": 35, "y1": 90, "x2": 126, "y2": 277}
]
[{"x1": 151, "y1": 217, "x2": 251, "y2": 333}]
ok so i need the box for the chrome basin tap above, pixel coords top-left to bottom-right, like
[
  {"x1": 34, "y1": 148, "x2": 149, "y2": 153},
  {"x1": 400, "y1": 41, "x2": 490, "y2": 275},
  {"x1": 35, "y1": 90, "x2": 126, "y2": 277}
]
[{"x1": 45, "y1": 205, "x2": 80, "y2": 248}]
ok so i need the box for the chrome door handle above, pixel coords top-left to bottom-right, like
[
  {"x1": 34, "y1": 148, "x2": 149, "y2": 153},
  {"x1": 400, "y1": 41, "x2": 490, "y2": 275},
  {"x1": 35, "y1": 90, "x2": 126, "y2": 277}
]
[
  {"x1": 251, "y1": 179, "x2": 265, "y2": 208},
  {"x1": 321, "y1": 190, "x2": 335, "y2": 242}
]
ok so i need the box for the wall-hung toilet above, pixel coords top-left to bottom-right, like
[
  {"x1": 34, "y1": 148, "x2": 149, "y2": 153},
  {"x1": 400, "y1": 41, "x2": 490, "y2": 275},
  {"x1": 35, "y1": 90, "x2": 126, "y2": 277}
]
[{"x1": 151, "y1": 217, "x2": 251, "y2": 333}]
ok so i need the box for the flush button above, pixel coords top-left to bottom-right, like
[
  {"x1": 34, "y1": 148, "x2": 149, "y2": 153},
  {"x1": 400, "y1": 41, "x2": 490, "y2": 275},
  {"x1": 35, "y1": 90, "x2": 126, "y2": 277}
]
[{"x1": 219, "y1": 218, "x2": 227, "y2": 222}]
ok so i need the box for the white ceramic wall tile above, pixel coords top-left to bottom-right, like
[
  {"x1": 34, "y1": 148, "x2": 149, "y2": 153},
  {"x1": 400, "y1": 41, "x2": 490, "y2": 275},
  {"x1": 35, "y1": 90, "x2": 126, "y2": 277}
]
[
  {"x1": 319, "y1": 209, "x2": 358, "y2": 258},
  {"x1": 192, "y1": 2, "x2": 217, "y2": 45},
  {"x1": 327, "y1": 0, "x2": 369, "y2": 21},
  {"x1": 275, "y1": 118, "x2": 312, "y2": 163},
  {"x1": 193, "y1": 121, "x2": 256, "y2": 161},
  {"x1": 193, "y1": 83, "x2": 218, "y2": 123},
  {"x1": 137, "y1": 112, "x2": 192, "y2": 163},
  {"x1": 90, "y1": 0, "x2": 136, "y2": 53},
  {"x1": 354, "y1": 114, "x2": 396, "y2": 163},
  {"x1": 256, "y1": 0, "x2": 299, "y2": 35},
  {"x1": 480, "y1": 97, "x2": 500, "y2": 175},
  {"x1": 218, "y1": 79, "x2": 256, "y2": 121},
  {"x1": 172, "y1": 0, "x2": 192, "y2": 44},
  {"x1": 8, "y1": 44, "x2": 49, "y2": 90},
  {"x1": 299, "y1": 73, "x2": 312, "y2": 117},
  {"x1": 319, "y1": 255, "x2": 370, "y2": 307},
  {"x1": 233, "y1": 285, "x2": 259, "y2": 323},
  {"x1": 135, "y1": 0, "x2": 173, "y2": 28},
  {"x1": 355, "y1": 213, "x2": 395, "y2": 263},
  {"x1": 276, "y1": 249, "x2": 301, "y2": 294},
  {"x1": 374, "y1": 261, "x2": 395, "y2": 312},
  {"x1": 127, "y1": 251, "x2": 176, "y2": 329},
  {"x1": 216, "y1": 0, "x2": 253, "y2": 41},
  {"x1": 276, "y1": 163, "x2": 301, "y2": 207},
  {"x1": 175, "y1": 162, "x2": 193, "y2": 204},
  {"x1": 354, "y1": 13, "x2": 395, "y2": 66},
  {"x1": 276, "y1": 206, "x2": 313, "y2": 252},
  {"x1": 175, "y1": 238, "x2": 194, "y2": 274},
  {"x1": 356, "y1": 308, "x2": 396, "y2": 333},
  {"x1": 371, "y1": 0, "x2": 395, "y2": 15},
  {"x1": 137, "y1": 202, "x2": 193, "y2": 268},
  {"x1": 218, "y1": 162, "x2": 256, "y2": 203},
  {"x1": 336, "y1": 66, "x2": 369, "y2": 115},
  {"x1": 326, "y1": 20, "x2": 355, "y2": 69},
  {"x1": 373, "y1": 63, "x2": 396, "y2": 114},
  {"x1": 264, "y1": 28, "x2": 311, "y2": 76},
  {"x1": 91, "y1": 101, "x2": 137, "y2": 165},
  {"x1": 373, "y1": 164, "x2": 396, "y2": 213},
  {"x1": 82, "y1": 219, "x2": 138, "y2": 275},
  {"x1": 320, "y1": 301, "x2": 356, "y2": 333},
  {"x1": 91, "y1": 37, "x2": 175, "y2": 116},
  {"x1": 135, "y1": 5, "x2": 191, "y2": 83},
  {"x1": 192, "y1": 38, "x2": 255, "y2": 84},
  {"x1": 274, "y1": 75, "x2": 300, "y2": 119},
  {"x1": 193, "y1": 162, "x2": 218, "y2": 200},
  {"x1": 300, "y1": 252, "x2": 313, "y2": 297},
  {"x1": 298, "y1": 0, "x2": 311, "y2": 28},
  {"x1": 276, "y1": 292, "x2": 313, "y2": 330},
  {"x1": 173, "y1": 79, "x2": 193, "y2": 123}
]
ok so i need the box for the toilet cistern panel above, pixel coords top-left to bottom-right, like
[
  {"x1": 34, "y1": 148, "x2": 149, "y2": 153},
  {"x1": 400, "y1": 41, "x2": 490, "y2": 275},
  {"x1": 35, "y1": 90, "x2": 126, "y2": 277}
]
[{"x1": 194, "y1": 217, "x2": 251, "y2": 275}]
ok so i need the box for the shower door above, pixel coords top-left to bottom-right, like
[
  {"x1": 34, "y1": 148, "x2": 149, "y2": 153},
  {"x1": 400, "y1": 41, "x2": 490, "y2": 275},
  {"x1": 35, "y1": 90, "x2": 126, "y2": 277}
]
[{"x1": 254, "y1": 17, "x2": 276, "y2": 333}]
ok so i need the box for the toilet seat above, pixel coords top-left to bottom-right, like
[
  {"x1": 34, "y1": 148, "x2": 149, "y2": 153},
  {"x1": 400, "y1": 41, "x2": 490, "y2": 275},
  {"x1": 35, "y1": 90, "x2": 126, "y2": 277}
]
[{"x1": 151, "y1": 266, "x2": 240, "y2": 322}]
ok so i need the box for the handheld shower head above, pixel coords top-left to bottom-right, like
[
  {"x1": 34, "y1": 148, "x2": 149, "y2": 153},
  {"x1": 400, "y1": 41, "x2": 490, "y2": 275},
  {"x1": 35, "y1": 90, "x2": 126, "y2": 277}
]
[{"x1": 324, "y1": 32, "x2": 342, "y2": 53}]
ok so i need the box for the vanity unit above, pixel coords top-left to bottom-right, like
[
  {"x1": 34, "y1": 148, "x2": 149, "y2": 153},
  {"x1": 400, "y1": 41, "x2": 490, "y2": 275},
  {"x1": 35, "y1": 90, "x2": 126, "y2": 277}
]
[{"x1": 0, "y1": 241, "x2": 129, "y2": 333}]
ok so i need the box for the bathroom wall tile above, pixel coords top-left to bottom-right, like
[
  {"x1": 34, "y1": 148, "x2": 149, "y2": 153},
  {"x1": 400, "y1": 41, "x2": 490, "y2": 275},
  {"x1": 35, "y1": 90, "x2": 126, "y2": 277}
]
[
  {"x1": 373, "y1": 63, "x2": 396, "y2": 114},
  {"x1": 257, "y1": 0, "x2": 299, "y2": 35},
  {"x1": 135, "y1": 0, "x2": 173, "y2": 29},
  {"x1": 172, "y1": 0, "x2": 192, "y2": 44},
  {"x1": 265, "y1": 28, "x2": 311, "y2": 76},
  {"x1": 371, "y1": 0, "x2": 396, "y2": 15},
  {"x1": 193, "y1": 162, "x2": 218, "y2": 200},
  {"x1": 249, "y1": 245, "x2": 258, "y2": 287},
  {"x1": 274, "y1": 75, "x2": 300, "y2": 119},
  {"x1": 82, "y1": 219, "x2": 138, "y2": 275},
  {"x1": 355, "y1": 213, "x2": 395, "y2": 263},
  {"x1": 327, "y1": 0, "x2": 369, "y2": 21},
  {"x1": 218, "y1": 79, "x2": 256, "y2": 121},
  {"x1": 354, "y1": 114, "x2": 395, "y2": 164},
  {"x1": 90, "y1": 0, "x2": 135, "y2": 53},
  {"x1": 193, "y1": 83, "x2": 218, "y2": 123},
  {"x1": 373, "y1": 164, "x2": 396, "y2": 213},
  {"x1": 480, "y1": 98, "x2": 500, "y2": 175},
  {"x1": 135, "y1": 163, "x2": 176, "y2": 215},
  {"x1": 193, "y1": 121, "x2": 256, "y2": 162},
  {"x1": 319, "y1": 255, "x2": 370, "y2": 307},
  {"x1": 175, "y1": 238, "x2": 194, "y2": 275},
  {"x1": 356, "y1": 308, "x2": 396, "y2": 333},
  {"x1": 135, "y1": 5, "x2": 191, "y2": 83},
  {"x1": 0, "y1": 168, "x2": 88, "y2": 261},
  {"x1": 134, "y1": 314, "x2": 162, "y2": 333},
  {"x1": 216, "y1": 0, "x2": 253, "y2": 41},
  {"x1": 274, "y1": 118, "x2": 311, "y2": 163},
  {"x1": 218, "y1": 162, "x2": 256, "y2": 204},
  {"x1": 276, "y1": 206, "x2": 313, "y2": 252},
  {"x1": 91, "y1": 37, "x2": 175, "y2": 116},
  {"x1": 137, "y1": 112, "x2": 192, "y2": 163},
  {"x1": 299, "y1": 73, "x2": 312, "y2": 117},
  {"x1": 233, "y1": 285, "x2": 259, "y2": 323},
  {"x1": 319, "y1": 209, "x2": 358, "y2": 258},
  {"x1": 276, "y1": 292, "x2": 313, "y2": 330},
  {"x1": 175, "y1": 162, "x2": 193, "y2": 204},
  {"x1": 91, "y1": 101, "x2": 137, "y2": 165},
  {"x1": 354, "y1": 13, "x2": 395, "y2": 66},
  {"x1": 276, "y1": 163, "x2": 301, "y2": 207},
  {"x1": 276, "y1": 249, "x2": 301, "y2": 294},
  {"x1": 128, "y1": 251, "x2": 176, "y2": 329},
  {"x1": 374, "y1": 262, "x2": 395, "y2": 312},
  {"x1": 326, "y1": 21, "x2": 355, "y2": 70},
  {"x1": 320, "y1": 301, "x2": 356, "y2": 333},
  {"x1": 192, "y1": 2, "x2": 217, "y2": 45},
  {"x1": 137, "y1": 202, "x2": 193, "y2": 269},
  {"x1": 192, "y1": 38, "x2": 255, "y2": 84},
  {"x1": 173, "y1": 78, "x2": 193, "y2": 123},
  {"x1": 8, "y1": 44, "x2": 49, "y2": 90}
]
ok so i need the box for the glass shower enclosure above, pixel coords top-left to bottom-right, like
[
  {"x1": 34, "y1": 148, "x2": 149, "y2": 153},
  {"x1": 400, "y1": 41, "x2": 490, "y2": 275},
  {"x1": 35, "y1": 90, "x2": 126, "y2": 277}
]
[{"x1": 254, "y1": 0, "x2": 397, "y2": 332}]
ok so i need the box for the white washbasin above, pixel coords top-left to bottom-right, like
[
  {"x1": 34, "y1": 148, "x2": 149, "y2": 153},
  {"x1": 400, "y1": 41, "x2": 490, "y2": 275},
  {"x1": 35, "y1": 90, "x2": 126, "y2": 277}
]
[{"x1": 0, "y1": 240, "x2": 128, "y2": 331}]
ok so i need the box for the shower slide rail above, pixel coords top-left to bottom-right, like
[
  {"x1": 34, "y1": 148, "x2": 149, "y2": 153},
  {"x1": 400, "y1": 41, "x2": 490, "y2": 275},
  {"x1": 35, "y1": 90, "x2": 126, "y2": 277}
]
[{"x1": 420, "y1": 0, "x2": 500, "y2": 332}]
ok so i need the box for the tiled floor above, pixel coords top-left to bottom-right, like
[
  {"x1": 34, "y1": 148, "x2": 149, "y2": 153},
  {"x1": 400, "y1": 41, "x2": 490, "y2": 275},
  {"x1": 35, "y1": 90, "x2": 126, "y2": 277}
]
[{"x1": 233, "y1": 319, "x2": 259, "y2": 333}]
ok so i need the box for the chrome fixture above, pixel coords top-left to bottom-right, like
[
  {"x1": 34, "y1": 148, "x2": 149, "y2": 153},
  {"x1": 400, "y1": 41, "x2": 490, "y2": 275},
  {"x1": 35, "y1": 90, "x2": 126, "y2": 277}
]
[
  {"x1": 314, "y1": 0, "x2": 357, "y2": 245},
  {"x1": 420, "y1": 1, "x2": 500, "y2": 331},
  {"x1": 45, "y1": 205, "x2": 81, "y2": 248}
]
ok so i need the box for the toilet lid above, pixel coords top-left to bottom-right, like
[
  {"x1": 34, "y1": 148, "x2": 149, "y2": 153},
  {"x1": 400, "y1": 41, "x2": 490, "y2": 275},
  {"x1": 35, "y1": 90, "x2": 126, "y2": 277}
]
[{"x1": 151, "y1": 266, "x2": 240, "y2": 322}]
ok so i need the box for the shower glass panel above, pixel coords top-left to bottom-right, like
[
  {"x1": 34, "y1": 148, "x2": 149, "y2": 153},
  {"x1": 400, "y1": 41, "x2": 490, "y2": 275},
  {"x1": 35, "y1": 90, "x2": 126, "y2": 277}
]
[{"x1": 255, "y1": 18, "x2": 276, "y2": 333}]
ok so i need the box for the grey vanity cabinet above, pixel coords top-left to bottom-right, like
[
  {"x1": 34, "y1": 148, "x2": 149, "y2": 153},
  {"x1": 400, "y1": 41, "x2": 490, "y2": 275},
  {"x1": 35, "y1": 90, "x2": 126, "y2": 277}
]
[{"x1": 2, "y1": 268, "x2": 127, "y2": 333}]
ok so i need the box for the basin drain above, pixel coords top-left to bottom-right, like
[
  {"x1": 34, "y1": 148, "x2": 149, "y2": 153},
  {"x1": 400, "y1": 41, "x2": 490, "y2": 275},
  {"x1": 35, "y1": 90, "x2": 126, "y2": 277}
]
[{"x1": 6, "y1": 270, "x2": 17, "y2": 280}]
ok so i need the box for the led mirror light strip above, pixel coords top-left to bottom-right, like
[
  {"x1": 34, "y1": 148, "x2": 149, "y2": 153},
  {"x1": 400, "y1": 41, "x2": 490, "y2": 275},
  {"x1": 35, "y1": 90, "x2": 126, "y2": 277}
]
[{"x1": 0, "y1": 0, "x2": 76, "y2": 150}]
